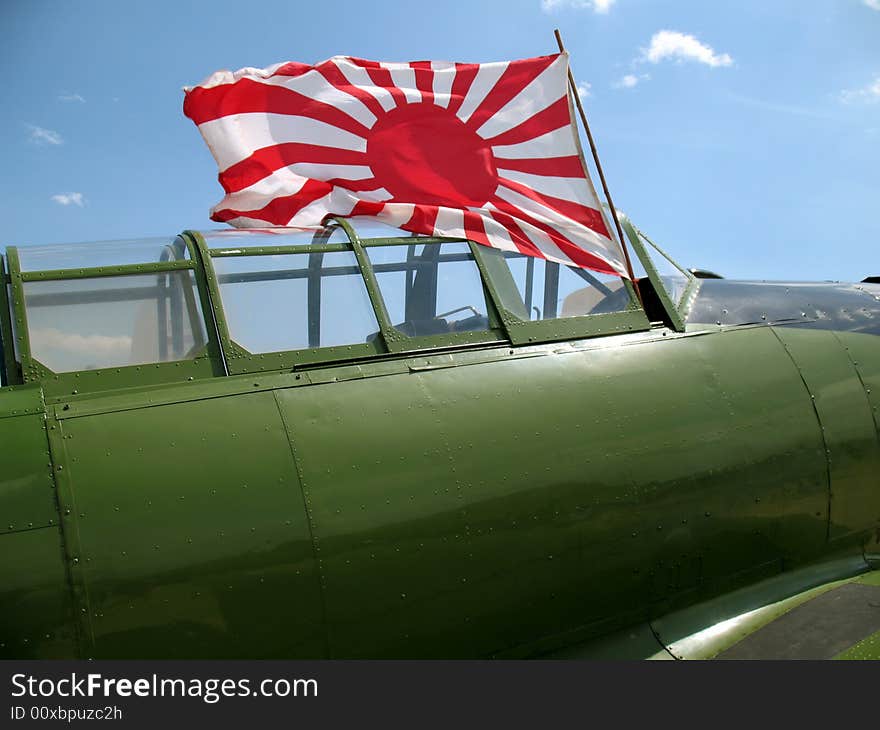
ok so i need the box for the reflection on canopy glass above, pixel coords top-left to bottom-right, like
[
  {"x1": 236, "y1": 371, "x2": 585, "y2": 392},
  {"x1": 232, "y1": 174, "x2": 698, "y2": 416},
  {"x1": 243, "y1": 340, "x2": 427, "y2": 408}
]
[
  {"x1": 366, "y1": 242, "x2": 493, "y2": 338},
  {"x1": 23, "y1": 272, "x2": 208, "y2": 372},
  {"x1": 213, "y1": 250, "x2": 379, "y2": 353},
  {"x1": 200, "y1": 225, "x2": 349, "y2": 250},
  {"x1": 17, "y1": 237, "x2": 189, "y2": 272},
  {"x1": 481, "y1": 249, "x2": 630, "y2": 321},
  {"x1": 637, "y1": 232, "x2": 690, "y2": 307}
]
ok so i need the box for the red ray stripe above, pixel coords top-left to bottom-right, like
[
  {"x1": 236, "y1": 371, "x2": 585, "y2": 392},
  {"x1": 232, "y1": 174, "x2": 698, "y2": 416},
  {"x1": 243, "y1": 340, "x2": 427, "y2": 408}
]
[
  {"x1": 349, "y1": 199, "x2": 387, "y2": 218},
  {"x1": 465, "y1": 54, "x2": 558, "y2": 132},
  {"x1": 315, "y1": 60, "x2": 386, "y2": 120},
  {"x1": 409, "y1": 61, "x2": 435, "y2": 105},
  {"x1": 490, "y1": 196, "x2": 616, "y2": 273},
  {"x1": 321, "y1": 177, "x2": 381, "y2": 192},
  {"x1": 484, "y1": 209, "x2": 545, "y2": 258},
  {"x1": 348, "y1": 57, "x2": 407, "y2": 106},
  {"x1": 495, "y1": 203, "x2": 611, "y2": 272},
  {"x1": 462, "y1": 210, "x2": 493, "y2": 250},
  {"x1": 219, "y1": 143, "x2": 369, "y2": 193},
  {"x1": 497, "y1": 176, "x2": 609, "y2": 238},
  {"x1": 482, "y1": 96, "x2": 571, "y2": 147},
  {"x1": 494, "y1": 155, "x2": 586, "y2": 178},
  {"x1": 446, "y1": 63, "x2": 480, "y2": 115},
  {"x1": 270, "y1": 62, "x2": 313, "y2": 78},
  {"x1": 403, "y1": 204, "x2": 440, "y2": 235},
  {"x1": 184, "y1": 79, "x2": 371, "y2": 141},
  {"x1": 212, "y1": 179, "x2": 332, "y2": 226}
]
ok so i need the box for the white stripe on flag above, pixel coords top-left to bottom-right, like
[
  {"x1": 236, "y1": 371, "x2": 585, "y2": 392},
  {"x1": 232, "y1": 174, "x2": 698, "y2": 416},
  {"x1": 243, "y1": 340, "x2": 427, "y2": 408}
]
[
  {"x1": 431, "y1": 61, "x2": 454, "y2": 108},
  {"x1": 287, "y1": 189, "x2": 357, "y2": 227},
  {"x1": 333, "y1": 58, "x2": 397, "y2": 111},
  {"x1": 433, "y1": 207, "x2": 467, "y2": 239},
  {"x1": 476, "y1": 55, "x2": 568, "y2": 140},
  {"x1": 490, "y1": 125, "x2": 579, "y2": 160},
  {"x1": 286, "y1": 163, "x2": 375, "y2": 182},
  {"x1": 382, "y1": 64, "x2": 421, "y2": 104},
  {"x1": 199, "y1": 113, "x2": 367, "y2": 172},
  {"x1": 214, "y1": 214, "x2": 280, "y2": 228},
  {"x1": 215, "y1": 167, "x2": 311, "y2": 212},
  {"x1": 469, "y1": 211, "x2": 522, "y2": 253},
  {"x1": 370, "y1": 201, "x2": 416, "y2": 228},
  {"x1": 498, "y1": 169, "x2": 599, "y2": 209},
  {"x1": 257, "y1": 71, "x2": 378, "y2": 129},
  {"x1": 455, "y1": 61, "x2": 508, "y2": 123},
  {"x1": 494, "y1": 186, "x2": 624, "y2": 269},
  {"x1": 351, "y1": 186, "x2": 393, "y2": 202},
  {"x1": 485, "y1": 202, "x2": 574, "y2": 266}
]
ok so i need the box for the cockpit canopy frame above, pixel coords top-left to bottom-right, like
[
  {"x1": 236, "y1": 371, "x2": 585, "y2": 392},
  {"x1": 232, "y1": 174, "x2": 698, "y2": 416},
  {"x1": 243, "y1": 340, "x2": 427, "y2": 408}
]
[{"x1": 0, "y1": 216, "x2": 691, "y2": 395}]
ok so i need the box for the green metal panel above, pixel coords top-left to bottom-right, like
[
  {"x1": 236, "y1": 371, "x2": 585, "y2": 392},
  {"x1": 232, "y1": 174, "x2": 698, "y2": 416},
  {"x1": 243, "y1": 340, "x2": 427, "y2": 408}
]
[
  {"x1": 273, "y1": 324, "x2": 827, "y2": 658},
  {"x1": 0, "y1": 527, "x2": 76, "y2": 658},
  {"x1": 0, "y1": 256, "x2": 20, "y2": 385},
  {"x1": 37, "y1": 358, "x2": 223, "y2": 399},
  {"x1": 0, "y1": 381, "x2": 45, "y2": 419},
  {"x1": 5, "y1": 247, "x2": 38, "y2": 383},
  {"x1": 54, "y1": 391, "x2": 323, "y2": 658},
  {"x1": 19, "y1": 259, "x2": 194, "y2": 282},
  {"x1": 772, "y1": 326, "x2": 880, "y2": 543},
  {"x1": 210, "y1": 244, "x2": 350, "y2": 257},
  {"x1": 0, "y1": 387, "x2": 56, "y2": 536},
  {"x1": 834, "y1": 330, "x2": 880, "y2": 439}
]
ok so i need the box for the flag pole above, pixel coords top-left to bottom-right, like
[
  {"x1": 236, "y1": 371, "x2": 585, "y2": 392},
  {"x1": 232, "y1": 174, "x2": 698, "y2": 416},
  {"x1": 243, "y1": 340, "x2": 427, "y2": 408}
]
[{"x1": 554, "y1": 29, "x2": 643, "y2": 307}]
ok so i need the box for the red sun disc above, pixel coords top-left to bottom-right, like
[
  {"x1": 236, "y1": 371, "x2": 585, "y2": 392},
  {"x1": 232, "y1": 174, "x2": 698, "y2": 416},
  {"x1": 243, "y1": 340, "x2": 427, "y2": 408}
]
[{"x1": 366, "y1": 102, "x2": 498, "y2": 208}]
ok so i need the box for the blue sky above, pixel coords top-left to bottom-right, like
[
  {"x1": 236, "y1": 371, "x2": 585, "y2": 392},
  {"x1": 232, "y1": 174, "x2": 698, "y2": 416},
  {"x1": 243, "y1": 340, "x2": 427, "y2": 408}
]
[{"x1": 1, "y1": 0, "x2": 878, "y2": 282}]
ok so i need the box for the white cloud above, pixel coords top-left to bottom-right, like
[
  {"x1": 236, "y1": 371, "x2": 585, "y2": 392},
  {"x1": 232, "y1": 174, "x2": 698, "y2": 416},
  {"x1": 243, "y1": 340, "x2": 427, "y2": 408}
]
[
  {"x1": 841, "y1": 75, "x2": 880, "y2": 103},
  {"x1": 613, "y1": 73, "x2": 650, "y2": 89},
  {"x1": 51, "y1": 192, "x2": 85, "y2": 207},
  {"x1": 576, "y1": 81, "x2": 592, "y2": 98},
  {"x1": 58, "y1": 93, "x2": 85, "y2": 103},
  {"x1": 641, "y1": 30, "x2": 733, "y2": 68},
  {"x1": 27, "y1": 124, "x2": 63, "y2": 145},
  {"x1": 864, "y1": 0, "x2": 880, "y2": 10},
  {"x1": 541, "y1": 0, "x2": 616, "y2": 14},
  {"x1": 30, "y1": 328, "x2": 131, "y2": 358}
]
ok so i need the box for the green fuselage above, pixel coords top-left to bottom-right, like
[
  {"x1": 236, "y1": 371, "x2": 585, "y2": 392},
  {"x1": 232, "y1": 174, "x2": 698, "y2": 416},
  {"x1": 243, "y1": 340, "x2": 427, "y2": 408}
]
[{"x1": 1, "y1": 220, "x2": 878, "y2": 659}]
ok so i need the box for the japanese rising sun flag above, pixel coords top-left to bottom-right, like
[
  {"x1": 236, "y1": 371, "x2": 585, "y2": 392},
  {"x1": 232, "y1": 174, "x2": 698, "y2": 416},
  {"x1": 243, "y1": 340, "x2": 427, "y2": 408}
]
[{"x1": 183, "y1": 52, "x2": 628, "y2": 276}]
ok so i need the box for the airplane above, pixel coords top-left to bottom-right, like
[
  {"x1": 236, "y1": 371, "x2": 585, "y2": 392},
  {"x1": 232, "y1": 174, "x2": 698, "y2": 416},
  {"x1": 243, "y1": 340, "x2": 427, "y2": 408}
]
[{"x1": 1, "y1": 213, "x2": 878, "y2": 659}]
